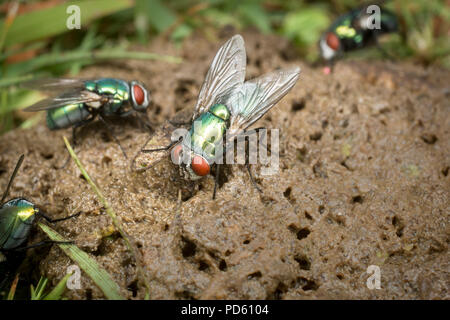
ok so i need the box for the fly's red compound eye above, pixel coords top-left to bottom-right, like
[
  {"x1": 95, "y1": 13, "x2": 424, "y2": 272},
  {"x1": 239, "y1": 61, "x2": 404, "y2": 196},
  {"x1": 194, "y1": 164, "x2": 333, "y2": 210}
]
[
  {"x1": 133, "y1": 84, "x2": 145, "y2": 105},
  {"x1": 171, "y1": 144, "x2": 183, "y2": 164},
  {"x1": 191, "y1": 156, "x2": 210, "y2": 176},
  {"x1": 326, "y1": 32, "x2": 340, "y2": 51}
]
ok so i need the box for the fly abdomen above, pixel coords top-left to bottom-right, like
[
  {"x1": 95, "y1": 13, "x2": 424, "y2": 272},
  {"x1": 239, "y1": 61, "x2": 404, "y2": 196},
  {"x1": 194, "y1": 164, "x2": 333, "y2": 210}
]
[
  {"x1": 0, "y1": 198, "x2": 36, "y2": 250},
  {"x1": 46, "y1": 103, "x2": 90, "y2": 130}
]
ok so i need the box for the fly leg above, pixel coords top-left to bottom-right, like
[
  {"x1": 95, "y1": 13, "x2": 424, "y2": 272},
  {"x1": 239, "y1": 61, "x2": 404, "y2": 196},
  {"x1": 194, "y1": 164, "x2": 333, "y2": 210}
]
[
  {"x1": 169, "y1": 120, "x2": 191, "y2": 126},
  {"x1": 245, "y1": 162, "x2": 262, "y2": 193},
  {"x1": 212, "y1": 164, "x2": 221, "y2": 200},
  {"x1": 38, "y1": 211, "x2": 82, "y2": 223},
  {"x1": 141, "y1": 139, "x2": 178, "y2": 153},
  {"x1": 120, "y1": 110, "x2": 155, "y2": 131},
  {"x1": 3, "y1": 240, "x2": 74, "y2": 252},
  {"x1": 98, "y1": 114, "x2": 128, "y2": 159},
  {"x1": 131, "y1": 138, "x2": 181, "y2": 172},
  {"x1": 57, "y1": 116, "x2": 96, "y2": 169},
  {"x1": 237, "y1": 127, "x2": 268, "y2": 194}
]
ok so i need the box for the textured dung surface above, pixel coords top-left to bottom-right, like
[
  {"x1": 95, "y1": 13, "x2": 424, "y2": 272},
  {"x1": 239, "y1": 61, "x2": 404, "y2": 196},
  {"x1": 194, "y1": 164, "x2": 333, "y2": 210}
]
[{"x1": 0, "y1": 31, "x2": 448, "y2": 299}]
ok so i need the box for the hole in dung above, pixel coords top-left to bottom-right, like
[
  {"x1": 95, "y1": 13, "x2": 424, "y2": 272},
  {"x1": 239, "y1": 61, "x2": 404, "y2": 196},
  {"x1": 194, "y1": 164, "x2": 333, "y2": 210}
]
[
  {"x1": 181, "y1": 237, "x2": 196, "y2": 258},
  {"x1": 297, "y1": 228, "x2": 311, "y2": 241},
  {"x1": 295, "y1": 255, "x2": 311, "y2": 270}
]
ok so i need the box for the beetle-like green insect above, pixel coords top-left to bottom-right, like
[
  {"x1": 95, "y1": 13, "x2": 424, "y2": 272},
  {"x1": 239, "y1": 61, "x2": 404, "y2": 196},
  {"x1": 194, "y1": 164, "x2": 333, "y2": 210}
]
[
  {"x1": 23, "y1": 78, "x2": 151, "y2": 157},
  {"x1": 137, "y1": 35, "x2": 300, "y2": 198},
  {"x1": 319, "y1": 4, "x2": 398, "y2": 62},
  {"x1": 0, "y1": 155, "x2": 80, "y2": 291}
]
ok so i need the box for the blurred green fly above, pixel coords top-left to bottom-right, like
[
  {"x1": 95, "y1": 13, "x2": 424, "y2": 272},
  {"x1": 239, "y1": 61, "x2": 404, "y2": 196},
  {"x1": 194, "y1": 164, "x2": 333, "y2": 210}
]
[
  {"x1": 319, "y1": 4, "x2": 398, "y2": 63},
  {"x1": 138, "y1": 35, "x2": 300, "y2": 199},
  {"x1": 0, "y1": 155, "x2": 80, "y2": 291},
  {"x1": 23, "y1": 78, "x2": 151, "y2": 158}
]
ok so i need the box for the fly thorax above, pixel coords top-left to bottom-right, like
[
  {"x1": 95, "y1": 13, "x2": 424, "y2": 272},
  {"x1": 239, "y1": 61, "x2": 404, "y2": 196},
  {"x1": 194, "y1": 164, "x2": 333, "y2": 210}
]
[
  {"x1": 17, "y1": 207, "x2": 37, "y2": 223},
  {"x1": 188, "y1": 109, "x2": 228, "y2": 161},
  {"x1": 209, "y1": 104, "x2": 230, "y2": 121},
  {"x1": 5, "y1": 199, "x2": 37, "y2": 223},
  {"x1": 93, "y1": 78, "x2": 130, "y2": 115}
]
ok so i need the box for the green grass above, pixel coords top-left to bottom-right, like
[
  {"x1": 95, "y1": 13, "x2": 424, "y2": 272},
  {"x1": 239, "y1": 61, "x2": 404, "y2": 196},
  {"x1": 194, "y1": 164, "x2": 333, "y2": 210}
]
[
  {"x1": 63, "y1": 136, "x2": 151, "y2": 298},
  {"x1": 39, "y1": 223, "x2": 125, "y2": 300}
]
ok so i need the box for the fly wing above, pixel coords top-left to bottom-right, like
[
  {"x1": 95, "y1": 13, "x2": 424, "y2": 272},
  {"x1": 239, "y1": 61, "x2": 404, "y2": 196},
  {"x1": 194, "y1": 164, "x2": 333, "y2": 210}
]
[
  {"x1": 222, "y1": 67, "x2": 301, "y2": 137},
  {"x1": 21, "y1": 78, "x2": 86, "y2": 92},
  {"x1": 24, "y1": 90, "x2": 107, "y2": 112},
  {"x1": 0, "y1": 206, "x2": 16, "y2": 247},
  {"x1": 192, "y1": 34, "x2": 246, "y2": 120}
]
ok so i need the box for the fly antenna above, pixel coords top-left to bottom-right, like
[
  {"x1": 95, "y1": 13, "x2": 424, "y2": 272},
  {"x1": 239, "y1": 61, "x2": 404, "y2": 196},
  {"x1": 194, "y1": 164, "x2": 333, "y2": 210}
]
[{"x1": 1, "y1": 154, "x2": 24, "y2": 204}]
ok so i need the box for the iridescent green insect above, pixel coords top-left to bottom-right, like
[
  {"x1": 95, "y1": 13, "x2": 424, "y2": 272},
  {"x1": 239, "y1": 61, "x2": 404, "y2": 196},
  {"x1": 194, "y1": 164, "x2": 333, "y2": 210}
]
[
  {"x1": 23, "y1": 78, "x2": 151, "y2": 157},
  {"x1": 137, "y1": 35, "x2": 300, "y2": 198},
  {"x1": 0, "y1": 155, "x2": 80, "y2": 290},
  {"x1": 319, "y1": 4, "x2": 398, "y2": 62}
]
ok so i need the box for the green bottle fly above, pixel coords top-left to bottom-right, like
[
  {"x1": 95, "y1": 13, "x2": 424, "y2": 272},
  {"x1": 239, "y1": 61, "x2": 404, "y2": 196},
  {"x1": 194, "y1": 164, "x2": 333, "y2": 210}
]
[
  {"x1": 140, "y1": 35, "x2": 300, "y2": 199},
  {"x1": 0, "y1": 155, "x2": 80, "y2": 292},
  {"x1": 24, "y1": 78, "x2": 151, "y2": 130},
  {"x1": 320, "y1": 5, "x2": 398, "y2": 61}
]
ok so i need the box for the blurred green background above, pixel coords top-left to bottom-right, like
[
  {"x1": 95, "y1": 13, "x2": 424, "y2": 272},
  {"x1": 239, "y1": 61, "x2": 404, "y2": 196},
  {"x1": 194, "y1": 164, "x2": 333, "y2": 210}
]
[{"x1": 0, "y1": 0, "x2": 449, "y2": 135}]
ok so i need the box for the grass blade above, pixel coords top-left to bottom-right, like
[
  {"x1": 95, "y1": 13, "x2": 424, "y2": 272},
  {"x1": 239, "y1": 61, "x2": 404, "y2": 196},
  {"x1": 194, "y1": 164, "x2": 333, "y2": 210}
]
[
  {"x1": 5, "y1": 49, "x2": 182, "y2": 77},
  {"x1": 43, "y1": 273, "x2": 71, "y2": 300},
  {"x1": 63, "y1": 136, "x2": 151, "y2": 297},
  {"x1": 0, "y1": 0, "x2": 134, "y2": 47},
  {"x1": 6, "y1": 274, "x2": 19, "y2": 300},
  {"x1": 31, "y1": 276, "x2": 48, "y2": 300},
  {"x1": 38, "y1": 223, "x2": 124, "y2": 300}
]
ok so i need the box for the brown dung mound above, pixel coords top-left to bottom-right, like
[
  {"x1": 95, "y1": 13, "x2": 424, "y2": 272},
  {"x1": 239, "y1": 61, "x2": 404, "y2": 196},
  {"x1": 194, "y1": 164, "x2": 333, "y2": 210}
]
[{"x1": 0, "y1": 31, "x2": 448, "y2": 299}]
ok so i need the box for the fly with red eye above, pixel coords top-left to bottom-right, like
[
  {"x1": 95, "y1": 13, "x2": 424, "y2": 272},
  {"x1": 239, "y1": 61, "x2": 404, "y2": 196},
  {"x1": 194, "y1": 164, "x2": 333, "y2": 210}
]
[
  {"x1": 23, "y1": 78, "x2": 152, "y2": 166},
  {"x1": 130, "y1": 80, "x2": 150, "y2": 111},
  {"x1": 170, "y1": 144, "x2": 210, "y2": 176},
  {"x1": 191, "y1": 155, "x2": 210, "y2": 177},
  {"x1": 138, "y1": 35, "x2": 300, "y2": 199},
  {"x1": 326, "y1": 32, "x2": 340, "y2": 51},
  {"x1": 133, "y1": 84, "x2": 145, "y2": 105},
  {"x1": 319, "y1": 5, "x2": 398, "y2": 65}
]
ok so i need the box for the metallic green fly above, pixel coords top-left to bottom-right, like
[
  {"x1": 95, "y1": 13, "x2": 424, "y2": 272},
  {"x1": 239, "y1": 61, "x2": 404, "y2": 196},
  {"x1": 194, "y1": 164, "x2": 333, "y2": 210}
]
[
  {"x1": 23, "y1": 78, "x2": 151, "y2": 158},
  {"x1": 319, "y1": 4, "x2": 398, "y2": 62},
  {"x1": 136, "y1": 35, "x2": 301, "y2": 199},
  {"x1": 0, "y1": 155, "x2": 80, "y2": 270}
]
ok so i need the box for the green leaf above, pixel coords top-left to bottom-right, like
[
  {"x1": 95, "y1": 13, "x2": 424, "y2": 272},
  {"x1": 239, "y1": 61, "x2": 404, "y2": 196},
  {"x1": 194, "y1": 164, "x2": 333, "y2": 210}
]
[
  {"x1": 38, "y1": 223, "x2": 125, "y2": 300},
  {"x1": 31, "y1": 277, "x2": 48, "y2": 300},
  {"x1": 282, "y1": 7, "x2": 330, "y2": 46},
  {"x1": 0, "y1": 90, "x2": 45, "y2": 115},
  {"x1": 0, "y1": 0, "x2": 134, "y2": 47},
  {"x1": 171, "y1": 24, "x2": 193, "y2": 42},
  {"x1": 136, "y1": 0, "x2": 176, "y2": 34},
  {"x1": 5, "y1": 49, "x2": 181, "y2": 77},
  {"x1": 43, "y1": 273, "x2": 71, "y2": 300},
  {"x1": 239, "y1": 2, "x2": 272, "y2": 34}
]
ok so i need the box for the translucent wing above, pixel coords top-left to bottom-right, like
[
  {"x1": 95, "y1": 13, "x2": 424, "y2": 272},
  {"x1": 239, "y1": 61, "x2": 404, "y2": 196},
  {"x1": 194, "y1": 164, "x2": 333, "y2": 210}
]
[
  {"x1": 0, "y1": 206, "x2": 16, "y2": 246},
  {"x1": 21, "y1": 78, "x2": 87, "y2": 92},
  {"x1": 222, "y1": 67, "x2": 301, "y2": 135},
  {"x1": 24, "y1": 90, "x2": 107, "y2": 112},
  {"x1": 192, "y1": 34, "x2": 246, "y2": 120}
]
